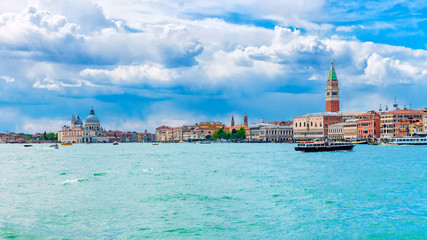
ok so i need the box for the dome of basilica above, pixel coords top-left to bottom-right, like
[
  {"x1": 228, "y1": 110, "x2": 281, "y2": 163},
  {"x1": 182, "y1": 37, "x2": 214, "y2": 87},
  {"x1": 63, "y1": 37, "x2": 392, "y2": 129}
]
[{"x1": 86, "y1": 107, "x2": 100, "y2": 124}]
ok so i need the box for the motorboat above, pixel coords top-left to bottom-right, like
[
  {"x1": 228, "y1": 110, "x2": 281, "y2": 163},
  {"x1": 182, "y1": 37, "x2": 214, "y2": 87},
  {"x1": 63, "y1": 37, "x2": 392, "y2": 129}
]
[
  {"x1": 295, "y1": 141, "x2": 355, "y2": 152},
  {"x1": 61, "y1": 142, "x2": 72, "y2": 146},
  {"x1": 113, "y1": 141, "x2": 119, "y2": 145},
  {"x1": 50, "y1": 144, "x2": 59, "y2": 149},
  {"x1": 24, "y1": 144, "x2": 33, "y2": 147}
]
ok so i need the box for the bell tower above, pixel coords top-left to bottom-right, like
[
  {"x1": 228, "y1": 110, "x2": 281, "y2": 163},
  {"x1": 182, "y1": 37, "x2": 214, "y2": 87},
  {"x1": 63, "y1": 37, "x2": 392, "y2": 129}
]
[{"x1": 326, "y1": 60, "x2": 340, "y2": 112}]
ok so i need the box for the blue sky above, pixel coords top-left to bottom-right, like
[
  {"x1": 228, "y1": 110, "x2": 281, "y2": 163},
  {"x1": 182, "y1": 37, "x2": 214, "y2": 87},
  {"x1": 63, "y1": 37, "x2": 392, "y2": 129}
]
[{"x1": 0, "y1": 0, "x2": 426, "y2": 133}]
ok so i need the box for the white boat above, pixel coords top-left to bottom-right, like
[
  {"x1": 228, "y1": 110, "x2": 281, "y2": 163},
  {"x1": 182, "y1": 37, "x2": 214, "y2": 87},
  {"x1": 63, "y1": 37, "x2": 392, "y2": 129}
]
[
  {"x1": 113, "y1": 141, "x2": 119, "y2": 145},
  {"x1": 388, "y1": 133, "x2": 427, "y2": 145},
  {"x1": 152, "y1": 142, "x2": 159, "y2": 145}
]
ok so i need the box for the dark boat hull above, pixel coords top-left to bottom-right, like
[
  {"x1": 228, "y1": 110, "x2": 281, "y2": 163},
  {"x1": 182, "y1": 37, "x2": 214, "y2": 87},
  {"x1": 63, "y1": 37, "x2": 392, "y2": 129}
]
[{"x1": 295, "y1": 145, "x2": 355, "y2": 152}]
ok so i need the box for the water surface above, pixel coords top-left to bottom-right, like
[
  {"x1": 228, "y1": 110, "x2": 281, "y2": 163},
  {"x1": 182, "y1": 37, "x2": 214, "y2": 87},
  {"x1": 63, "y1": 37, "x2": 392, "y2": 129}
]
[{"x1": 0, "y1": 143, "x2": 425, "y2": 239}]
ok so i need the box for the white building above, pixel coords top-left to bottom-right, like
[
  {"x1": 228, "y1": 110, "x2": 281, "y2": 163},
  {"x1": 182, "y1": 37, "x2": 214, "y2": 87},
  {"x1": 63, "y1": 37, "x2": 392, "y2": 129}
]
[
  {"x1": 249, "y1": 121, "x2": 293, "y2": 142},
  {"x1": 328, "y1": 122, "x2": 345, "y2": 140},
  {"x1": 58, "y1": 107, "x2": 109, "y2": 143}
]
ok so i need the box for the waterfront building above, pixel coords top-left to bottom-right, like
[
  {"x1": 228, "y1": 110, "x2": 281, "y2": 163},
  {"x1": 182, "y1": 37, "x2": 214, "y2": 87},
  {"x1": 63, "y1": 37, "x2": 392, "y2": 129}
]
[
  {"x1": 395, "y1": 118, "x2": 423, "y2": 137},
  {"x1": 58, "y1": 107, "x2": 108, "y2": 143},
  {"x1": 358, "y1": 110, "x2": 381, "y2": 139},
  {"x1": 423, "y1": 113, "x2": 427, "y2": 132},
  {"x1": 380, "y1": 109, "x2": 426, "y2": 138},
  {"x1": 197, "y1": 122, "x2": 224, "y2": 131},
  {"x1": 293, "y1": 112, "x2": 342, "y2": 140},
  {"x1": 248, "y1": 121, "x2": 293, "y2": 142},
  {"x1": 343, "y1": 118, "x2": 358, "y2": 139},
  {"x1": 326, "y1": 60, "x2": 340, "y2": 112},
  {"x1": 155, "y1": 125, "x2": 171, "y2": 142},
  {"x1": 328, "y1": 123, "x2": 345, "y2": 140}
]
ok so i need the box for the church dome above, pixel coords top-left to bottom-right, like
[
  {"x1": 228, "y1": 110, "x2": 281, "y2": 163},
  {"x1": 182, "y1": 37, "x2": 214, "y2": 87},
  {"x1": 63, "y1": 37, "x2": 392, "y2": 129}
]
[
  {"x1": 86, "y1": 107, "x2": 100, "y2": 123},
  {"x1": 75, "y1": 115, "x2": 83, "y2": 125}
]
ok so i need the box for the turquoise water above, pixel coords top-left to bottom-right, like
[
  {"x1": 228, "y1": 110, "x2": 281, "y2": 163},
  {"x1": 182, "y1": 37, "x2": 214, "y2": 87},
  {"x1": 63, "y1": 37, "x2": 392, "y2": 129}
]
[{"x1": 0, "y1": 143, "x2": 426, "y2": 239}]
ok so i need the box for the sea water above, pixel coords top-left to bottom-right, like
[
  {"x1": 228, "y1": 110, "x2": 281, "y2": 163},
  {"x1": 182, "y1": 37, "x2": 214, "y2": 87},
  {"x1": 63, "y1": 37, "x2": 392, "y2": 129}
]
[{"x1": 0, "y1": 143, "x2": 425, "y2": 239}]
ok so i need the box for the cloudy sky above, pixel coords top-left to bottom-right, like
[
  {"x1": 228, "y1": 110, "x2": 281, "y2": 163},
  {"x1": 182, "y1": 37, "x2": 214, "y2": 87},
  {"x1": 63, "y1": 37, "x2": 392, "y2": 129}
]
[{"x1": 1, "y1": 0, "x2": 426, "y2": 133}]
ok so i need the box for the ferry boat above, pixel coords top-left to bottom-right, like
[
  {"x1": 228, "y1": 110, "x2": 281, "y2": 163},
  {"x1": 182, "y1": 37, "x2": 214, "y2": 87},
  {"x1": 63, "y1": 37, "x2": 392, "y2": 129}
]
[
  {"x1": 388, "y1": 132, "x2": 427, "y2": 145},
  {"x1": 295, "y1": 141, "x2": 355, "y2": 152}
]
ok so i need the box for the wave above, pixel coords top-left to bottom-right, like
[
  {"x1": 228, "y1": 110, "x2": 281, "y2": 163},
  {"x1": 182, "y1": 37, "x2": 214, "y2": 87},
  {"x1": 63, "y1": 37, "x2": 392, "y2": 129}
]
[{"x1": 61, "y1": 178, "x2": 87, "y2": 185}]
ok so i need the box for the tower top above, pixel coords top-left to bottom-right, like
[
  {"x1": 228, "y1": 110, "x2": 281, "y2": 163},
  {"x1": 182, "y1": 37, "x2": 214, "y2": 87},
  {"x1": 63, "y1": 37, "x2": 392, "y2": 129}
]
[{"x1": 327, "y1": 60, "x2": 338, "y2": 81}]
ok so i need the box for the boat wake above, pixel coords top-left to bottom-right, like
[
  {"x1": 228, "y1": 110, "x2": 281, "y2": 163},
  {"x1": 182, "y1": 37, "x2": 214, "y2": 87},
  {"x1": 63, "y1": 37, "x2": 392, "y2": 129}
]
[{"x1": 61, "y1": 178, "x2": 87, "y2": 185}]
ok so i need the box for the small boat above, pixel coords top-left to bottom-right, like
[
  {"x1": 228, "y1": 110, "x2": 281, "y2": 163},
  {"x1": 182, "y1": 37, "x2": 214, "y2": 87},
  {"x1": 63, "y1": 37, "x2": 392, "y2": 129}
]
[
  {"x1": 351, "y1": 139, "x2": 368, "y2": 144},
  {"x1": 61, "y1": 142, "x2": 72, "y2": 146},
  {"x1": 50, "y1": 144, "x2": 59, "y2": 149},
  {"x1": 24, "y1": 144, "x2": 33, "y2": 147},
  {"x1": 152, "y1": 142, "x2": 159, "y2": 145},
  {"x1": 113, "y1": 141, "x2": 119, "y2": 145},
  {"x1": 295, "y1": 141, "x2": 355, "y2": 152},
  {"x1": 178, "y1": 141, "x2": 184, "y2": 143}
]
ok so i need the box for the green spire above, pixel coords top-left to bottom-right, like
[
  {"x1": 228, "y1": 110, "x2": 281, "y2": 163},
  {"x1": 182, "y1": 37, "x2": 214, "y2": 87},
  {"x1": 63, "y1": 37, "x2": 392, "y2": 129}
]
[{"x1": 328, "y1": 60, "x2": 338, "y2": 81}]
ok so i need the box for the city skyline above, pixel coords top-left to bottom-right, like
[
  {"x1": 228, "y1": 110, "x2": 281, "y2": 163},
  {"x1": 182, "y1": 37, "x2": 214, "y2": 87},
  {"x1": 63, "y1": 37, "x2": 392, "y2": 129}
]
[{"x1": 1, "y1": 0, "x2": 427, "y2": 133}]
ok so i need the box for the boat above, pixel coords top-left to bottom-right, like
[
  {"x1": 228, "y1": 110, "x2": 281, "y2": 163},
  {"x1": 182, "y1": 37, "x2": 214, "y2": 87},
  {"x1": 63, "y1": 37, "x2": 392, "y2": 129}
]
[
  {"x1": 113, "y1": 141, "x2": 119, "y2": 145},
  {"x1": 295, "y1": 141, "x2": 355, "y2": 152},
  {"x1": 351, "y1": 139, "x2": 368, "y2": 144},
  {"x1": 24, "y1": 144, "x2": 33, "y2": 147},
  {"x1": 387, "y1": 133, "x2": 427, "y2": 145},
  {"x1": 178, "y1": 141, "x2": 184, "y2": 143},
  {"x1": 61, "y1": 142, "x2": 73, "y2": 146},
  {"x1": 50, "y1": 144, "x2": 59, "y2": 149},
  {"x1": 152, "y1": 142, "x2": 159, "y2": 145}
]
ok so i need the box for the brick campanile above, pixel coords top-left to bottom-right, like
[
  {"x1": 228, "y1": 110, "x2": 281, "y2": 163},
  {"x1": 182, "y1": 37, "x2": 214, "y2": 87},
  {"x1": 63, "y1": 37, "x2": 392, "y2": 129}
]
[{"x1": 326, "y1": 60, "x2": 340, "y2": 112}]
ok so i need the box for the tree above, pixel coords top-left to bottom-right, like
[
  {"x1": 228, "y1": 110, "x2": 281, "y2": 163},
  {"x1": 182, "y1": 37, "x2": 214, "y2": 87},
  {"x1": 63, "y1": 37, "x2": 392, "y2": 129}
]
[
  {"x1": 25, "y1": 135, "x2": 31, "y2": 141},
  {"x1": 205, "y1": 135, "x2": 212, "y2": 140},
  {"x1": 237, "y1": 127, "x2": 246, "y2": 140}
]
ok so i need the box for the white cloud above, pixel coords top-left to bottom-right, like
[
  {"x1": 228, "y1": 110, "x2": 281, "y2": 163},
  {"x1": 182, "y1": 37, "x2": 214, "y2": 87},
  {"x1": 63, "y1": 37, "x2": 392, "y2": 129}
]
[
  {"x1": 205, "y1": 49, "x2": 282, "y2": 80},
  {"x1": 363, "y1": 53, "x2": 427, "y2": 85},
  {"x1": 0, "y1": 75, "x2": 15, "y2": 83},
  {"x1": 80, "y1": 64, "x2": 177, "y2": 86},
  {"x1": 336, "y1": 25, "x2": 357, "y2": 32}
]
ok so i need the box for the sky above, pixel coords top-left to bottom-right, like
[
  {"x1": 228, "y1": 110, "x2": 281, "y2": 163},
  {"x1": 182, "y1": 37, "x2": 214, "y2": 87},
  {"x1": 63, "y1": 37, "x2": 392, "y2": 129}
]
[{"x1": 0, "y1": 0, "x2": 427, "y2": 133}]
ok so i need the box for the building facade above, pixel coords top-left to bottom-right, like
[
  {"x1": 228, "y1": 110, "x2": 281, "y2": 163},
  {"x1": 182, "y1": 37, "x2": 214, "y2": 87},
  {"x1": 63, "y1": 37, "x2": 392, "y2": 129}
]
[
  {"x1": 328, "y1": 123, "x2": 344, "y2": 140},
  {"x1": 358, "y1": 110, "x2": 381, "y2": 139},
  {"x1": 343, "y1": 118, "x2": 358, "y2": 139},
  {"x1": 293, "y1": 112, "x2": 344, "y2": 140},
  {"x1": 249, "y1": 122, "x2": 293, "y2": 142},
  {"x1": 380, "y1": 109, "x2": 426, "y2": 138}
]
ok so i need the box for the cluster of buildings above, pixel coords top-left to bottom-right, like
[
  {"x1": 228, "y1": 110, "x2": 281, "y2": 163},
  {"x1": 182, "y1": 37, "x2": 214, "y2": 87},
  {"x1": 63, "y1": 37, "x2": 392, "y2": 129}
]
[
  {"x1": 57, "y1": 107, "x2": 155, "y2": 143},
  {"x1": 156, "y1": 60, "x2": 427, "y2": 142},
  {"x1": 0, "y1": 132, "x2": 53, "y2": 143},
  {"x1": 293, "y1": 61, "x2": 427, "y2": 141}
]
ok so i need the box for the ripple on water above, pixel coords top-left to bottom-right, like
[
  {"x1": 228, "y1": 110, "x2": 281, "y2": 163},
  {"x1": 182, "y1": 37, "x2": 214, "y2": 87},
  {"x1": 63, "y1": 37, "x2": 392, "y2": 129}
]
[{"x1": 61, "y1": 178, "x2": 87, "y2": 185}]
